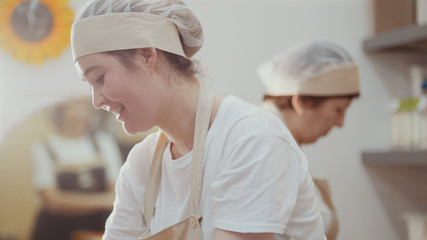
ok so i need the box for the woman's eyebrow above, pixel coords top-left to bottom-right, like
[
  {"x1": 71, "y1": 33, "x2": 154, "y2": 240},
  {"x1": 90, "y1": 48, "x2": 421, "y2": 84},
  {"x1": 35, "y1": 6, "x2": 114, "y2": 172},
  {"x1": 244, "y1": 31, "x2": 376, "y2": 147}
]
[{"x1": 83, "y1": 65, "x2": 99, "y2": 79}]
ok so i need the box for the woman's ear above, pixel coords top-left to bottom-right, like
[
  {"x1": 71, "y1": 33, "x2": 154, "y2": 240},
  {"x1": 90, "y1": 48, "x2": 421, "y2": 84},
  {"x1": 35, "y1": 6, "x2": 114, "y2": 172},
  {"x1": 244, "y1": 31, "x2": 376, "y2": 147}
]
[
  {"x1": 137, "y1": 48, "x2": 157, "y2": 70},
  {"x1": 291, "y1": 95, "x2": 306, "y2": 116}
]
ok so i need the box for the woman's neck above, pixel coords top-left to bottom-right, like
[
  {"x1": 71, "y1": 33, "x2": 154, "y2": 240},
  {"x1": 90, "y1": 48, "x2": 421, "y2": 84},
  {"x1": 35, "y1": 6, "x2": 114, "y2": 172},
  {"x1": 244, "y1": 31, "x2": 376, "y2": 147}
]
[
  {"x1": 158, "y1": 83, "x2": 224, "y2": 159},
  {"x1": 281, "y1": 110, "x2": 303, "y2": 146},
  {"x1": 263, "y1": 100, "x2": 303, "y2": 145},
  {"x1": 157, "y1": 81, "x2": 198, "y2": 159},
  {"x1": 56, "y1": 127, "x2": 89, "y2": 139}
]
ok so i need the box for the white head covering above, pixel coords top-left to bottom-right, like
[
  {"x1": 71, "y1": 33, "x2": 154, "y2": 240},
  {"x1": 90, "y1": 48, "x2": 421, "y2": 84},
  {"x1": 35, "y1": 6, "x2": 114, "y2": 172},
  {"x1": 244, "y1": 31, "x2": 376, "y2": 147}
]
[
  {"x1": 71, "y1": 0, "x2": 203, "y2": 62},
  {"x1": 257, "y1": 39, "x2": 360, "y2": 96}
]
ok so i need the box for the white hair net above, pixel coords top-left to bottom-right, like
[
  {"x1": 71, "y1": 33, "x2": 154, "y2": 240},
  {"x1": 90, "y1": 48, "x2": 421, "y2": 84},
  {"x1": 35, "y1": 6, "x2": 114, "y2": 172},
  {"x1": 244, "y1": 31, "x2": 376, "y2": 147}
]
[
  {"x1": 258, "y1": 39, "x2": 357, "y2": 95},
  {"x1": 75, "y1": 0, "x2": 203, "y2": 58}
]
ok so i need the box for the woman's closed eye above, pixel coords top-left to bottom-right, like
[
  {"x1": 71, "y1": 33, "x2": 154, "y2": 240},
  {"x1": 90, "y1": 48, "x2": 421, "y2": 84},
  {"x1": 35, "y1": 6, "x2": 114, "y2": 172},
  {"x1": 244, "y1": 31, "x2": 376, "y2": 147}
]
[{"x1": 94, "y1": 74, "x2": 105, "y2": 86}]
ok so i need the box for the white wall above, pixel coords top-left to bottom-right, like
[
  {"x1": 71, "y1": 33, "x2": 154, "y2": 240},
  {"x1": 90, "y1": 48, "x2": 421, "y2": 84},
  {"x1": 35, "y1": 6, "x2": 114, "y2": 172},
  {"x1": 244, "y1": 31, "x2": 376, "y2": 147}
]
[{"x1": 1, "y1": 0, "x2": 426, "y2": 239}]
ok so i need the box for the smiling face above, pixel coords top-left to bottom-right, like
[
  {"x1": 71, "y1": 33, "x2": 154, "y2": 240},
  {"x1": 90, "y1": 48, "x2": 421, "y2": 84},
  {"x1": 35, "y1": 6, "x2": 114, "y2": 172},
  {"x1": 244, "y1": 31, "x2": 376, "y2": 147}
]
[
  {"x1": 75, "y1": 50, "x2": 163, "y2": 135},
  {"x1": 294, "y1": 97, "x2": 353, "y2": 144}
]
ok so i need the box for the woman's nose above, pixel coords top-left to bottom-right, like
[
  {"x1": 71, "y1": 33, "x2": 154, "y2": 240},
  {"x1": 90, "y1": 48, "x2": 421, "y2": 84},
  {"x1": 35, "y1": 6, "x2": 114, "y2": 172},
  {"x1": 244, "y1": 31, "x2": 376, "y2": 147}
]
[
  {"x1": 335, "y1": 113, "x2": 345, "y2": 128},
  {"x1": 92, "y1": 88, "x2": 105, "y2": 110}
]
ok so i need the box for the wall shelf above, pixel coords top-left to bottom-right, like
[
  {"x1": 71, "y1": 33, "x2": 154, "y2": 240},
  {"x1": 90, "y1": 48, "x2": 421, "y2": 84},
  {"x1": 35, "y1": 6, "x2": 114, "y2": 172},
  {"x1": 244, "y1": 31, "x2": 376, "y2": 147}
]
[
  {"x1": 362, "y1": 150, "x2": 427, "y2": 166},
  {"x1": 363, "y1": 24, "x2": 427, "y2": 53}
]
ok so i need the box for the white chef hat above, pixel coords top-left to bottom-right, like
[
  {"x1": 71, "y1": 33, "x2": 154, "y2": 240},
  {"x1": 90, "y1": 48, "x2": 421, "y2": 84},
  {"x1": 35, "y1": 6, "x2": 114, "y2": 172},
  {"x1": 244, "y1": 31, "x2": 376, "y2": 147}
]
[
  {"x1": 71, "y1": 0, "x2": 203, "y2": 63},
  {"x1": 257, "y1": 39, "x2": 360, "y2": 96}
]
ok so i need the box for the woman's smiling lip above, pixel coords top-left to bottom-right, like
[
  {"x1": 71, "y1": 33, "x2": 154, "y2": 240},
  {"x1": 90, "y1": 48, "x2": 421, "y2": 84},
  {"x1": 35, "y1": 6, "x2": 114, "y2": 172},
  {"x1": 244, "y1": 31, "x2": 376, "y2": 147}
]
[
  {"x1": 103, "y1": 104, "x2": 124, "y2": 118},
  {"x1": 112, "y1": 105, "x2": 124, "y2": 120}
]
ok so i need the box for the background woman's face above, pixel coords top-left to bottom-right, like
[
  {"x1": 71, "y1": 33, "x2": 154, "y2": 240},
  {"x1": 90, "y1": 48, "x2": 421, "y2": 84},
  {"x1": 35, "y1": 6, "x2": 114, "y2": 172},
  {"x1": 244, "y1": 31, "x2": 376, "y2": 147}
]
[
  {"x1": 299, "y1": 97, "x2": 353, "y2": 144},
  {"x1": 62, "y1": 101, "x2": 94, "y2": 130}
]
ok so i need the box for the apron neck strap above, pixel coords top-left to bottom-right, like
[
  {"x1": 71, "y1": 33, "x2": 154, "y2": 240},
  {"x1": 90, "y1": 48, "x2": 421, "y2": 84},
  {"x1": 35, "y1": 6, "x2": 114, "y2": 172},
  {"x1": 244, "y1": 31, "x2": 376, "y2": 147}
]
[
  {"x1": 144, "y1": 133, "x2": 168, "y2": 225},
  {"x1": 190, "y1": 85, "x2": 214, "y2": 215},
  {"x1": 144, "y1": 85, "x2": 214, "y2": 226}
]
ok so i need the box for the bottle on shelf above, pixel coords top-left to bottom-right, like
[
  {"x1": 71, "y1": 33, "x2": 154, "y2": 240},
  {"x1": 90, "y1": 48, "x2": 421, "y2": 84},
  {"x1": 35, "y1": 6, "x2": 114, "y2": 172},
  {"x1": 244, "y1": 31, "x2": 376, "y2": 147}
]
[{"x1": 390, "y1": 65, "x2": 427, "y2": 150}]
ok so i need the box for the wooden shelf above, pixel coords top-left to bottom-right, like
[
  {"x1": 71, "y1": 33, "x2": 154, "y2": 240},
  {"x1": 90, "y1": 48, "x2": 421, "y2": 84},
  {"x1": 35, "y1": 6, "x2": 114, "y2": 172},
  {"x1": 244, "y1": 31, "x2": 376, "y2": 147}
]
[
  {"x1": 362, "y1": 150, "x2": 427, "y2": 166},
  {"x1": 363, "y1": 24, "x2": 427, "y2": 53}
]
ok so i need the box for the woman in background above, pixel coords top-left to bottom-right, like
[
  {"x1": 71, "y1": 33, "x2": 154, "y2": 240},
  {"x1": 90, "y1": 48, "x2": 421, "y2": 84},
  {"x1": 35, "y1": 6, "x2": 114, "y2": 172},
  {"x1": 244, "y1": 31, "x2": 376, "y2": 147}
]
[
  {"x1": 31, "y1": 98, "x2": 123, "y2": 240},
  {"x1": 258, "y1": 39, "x2": 360, "y2": 240}
]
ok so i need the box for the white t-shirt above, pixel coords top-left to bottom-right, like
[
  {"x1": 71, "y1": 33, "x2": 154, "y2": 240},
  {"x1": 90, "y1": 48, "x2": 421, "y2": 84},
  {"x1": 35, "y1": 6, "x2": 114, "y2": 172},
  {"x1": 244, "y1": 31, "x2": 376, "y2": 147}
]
[
  {"x1": 31, "y1": 132, "x2": 123, "y2": 190},
  {"x1": 262, "y1": 101, "x2": 331, "y2": 239},
  {"x1": 104, "y1": 96, "x2": 325, "y2": 240},
  {"x1": 315, "y1": 184, "x2": 334, "y2": 232}
]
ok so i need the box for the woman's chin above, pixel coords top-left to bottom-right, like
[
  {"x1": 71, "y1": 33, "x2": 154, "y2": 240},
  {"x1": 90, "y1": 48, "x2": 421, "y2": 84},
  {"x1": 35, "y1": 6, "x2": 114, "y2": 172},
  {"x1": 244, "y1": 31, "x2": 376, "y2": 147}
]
[
  {"x1": 122, "y1": 122, "x2": 151, "y2": 135},
  {"x1": 122, "y1": 123, "x2": 139, "y2": 135},
  {"x1": 303, "y1": 136, "x2": 320, "y2": 145}
]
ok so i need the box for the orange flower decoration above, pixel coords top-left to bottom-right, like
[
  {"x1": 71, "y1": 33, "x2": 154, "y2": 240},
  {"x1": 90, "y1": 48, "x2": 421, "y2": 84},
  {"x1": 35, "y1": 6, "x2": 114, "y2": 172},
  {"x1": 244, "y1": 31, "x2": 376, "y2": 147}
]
[{"x1": 0, "y1": 0, "x2": 74, "y2": 65}]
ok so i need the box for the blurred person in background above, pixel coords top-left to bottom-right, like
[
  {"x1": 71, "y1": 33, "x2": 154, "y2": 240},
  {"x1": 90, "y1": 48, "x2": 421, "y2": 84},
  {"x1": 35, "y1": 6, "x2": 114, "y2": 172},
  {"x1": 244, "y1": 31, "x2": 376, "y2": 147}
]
[
  {"x1": 30, "y1": 97, "x2": 123, "y2": 240},
  {"x1": 258, "y1": 39, "x2": 360, "y2": 240}
]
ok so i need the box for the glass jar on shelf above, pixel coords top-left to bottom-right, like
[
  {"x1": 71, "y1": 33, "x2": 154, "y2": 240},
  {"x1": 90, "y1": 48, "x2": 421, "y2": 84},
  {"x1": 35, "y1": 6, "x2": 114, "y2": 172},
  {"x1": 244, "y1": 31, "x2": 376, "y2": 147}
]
[{"x1": 390, "y1": 97, "x2": 427, "y2": 151}]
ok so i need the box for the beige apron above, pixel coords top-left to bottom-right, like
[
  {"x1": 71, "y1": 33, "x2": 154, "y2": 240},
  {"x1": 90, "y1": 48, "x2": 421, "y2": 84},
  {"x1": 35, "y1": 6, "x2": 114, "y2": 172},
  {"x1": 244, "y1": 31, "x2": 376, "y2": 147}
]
[
  {"x1": 139, "y1": 86, "x2": 214, "y2": 240},
  {"x1": 313, "y1": 179, "x2": 339, "y2": 240}
]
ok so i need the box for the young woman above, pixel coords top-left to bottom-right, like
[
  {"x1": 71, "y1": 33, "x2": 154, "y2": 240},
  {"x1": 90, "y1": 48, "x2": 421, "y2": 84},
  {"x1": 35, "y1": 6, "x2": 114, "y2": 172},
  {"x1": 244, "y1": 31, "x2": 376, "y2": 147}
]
[
  {"x1": 258, "y1": 39, "x2": 360, "y2": 240},
  {"x1": 71, "y1": 1, "x2": 326, "y2": 239}
]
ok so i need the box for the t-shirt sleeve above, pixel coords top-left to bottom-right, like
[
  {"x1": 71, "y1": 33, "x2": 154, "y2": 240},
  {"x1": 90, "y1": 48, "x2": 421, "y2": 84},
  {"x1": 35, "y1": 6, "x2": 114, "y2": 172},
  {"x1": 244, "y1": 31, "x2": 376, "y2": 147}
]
[
  {"x1": 31, "y1": 140, "x2": 56, "y2": 191},
  {"x1": 103, "y1": 158, "x2": 146, "y2": 240},
  {"x1": 102, "y1": 133, "x2": 161, "y2": 240},
  {"x1": 210, "y1": 132, "x2": 301, "y2": 234}
]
